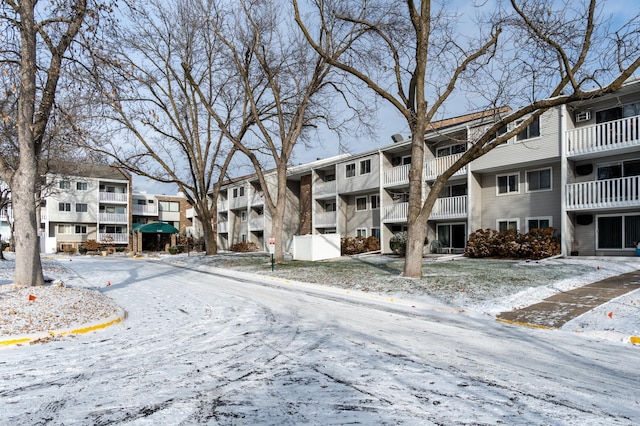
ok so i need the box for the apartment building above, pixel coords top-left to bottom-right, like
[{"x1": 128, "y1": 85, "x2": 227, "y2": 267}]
[
  {"x1": 214, "y1": 77, "x2": 640, "y2": 257},
  {"x1": 41, "y1": 163, "x2": 132, "y2": 253}
]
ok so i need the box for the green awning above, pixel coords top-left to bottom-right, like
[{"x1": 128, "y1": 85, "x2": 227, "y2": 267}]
[{"x1": 132, "y1": 222, "x2": 179, "y2": 234}]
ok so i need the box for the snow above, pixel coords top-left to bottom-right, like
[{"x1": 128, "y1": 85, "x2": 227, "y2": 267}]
[{"x1": 1, "y1": 253, "x2": 639, "y2": 424}]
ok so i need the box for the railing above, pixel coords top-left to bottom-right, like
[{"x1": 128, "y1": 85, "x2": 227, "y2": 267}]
[
  {"x1": 382, "y1": 202, "x2": 408, "y2": 223},
  {"x1": 315, "y1": 180, "x2": 337, "y2": 197},
  {"x1": 132, "y1": 204, "x2": 158, "y2": 215},
  {"x1": 99, "y1": 192, "x2": 128, "y2": 203},
  {"x1": 99, "y1": 213, "x2": 128, "y2": 223},
  {"x1": 383, "y1": 154, "x2": 467, "y2": 187},
  {"x1": 98, "y1": 233, "x2": 128, "y2": 244},
  {"x1": 566, "y1": 115, "x2": 640, "y2": 156},
  {"x1": 383, "y1": 164, "x2": 411, "y2": 187},
  {"x1": 186, "y1": 208, "x2": 195, "y2": 219},
  {"x1": 424, "y1": 153, "x2": 466, "y2": 181},
  {"x1": 251, "y1": 192, "x2": 265, "y2": 206},
  {"x1": 315, "y1": 211, "x2": 337, "y2": 227},
  {"x1": 217, "y1": 221, "x2": 228, "y2": 233},
  {"x1": 431, "y1": 196, "x2": 467, "y2": 219},
  {"x1": 566, "y1": 176, "x2": 640, "y2": 210},
  {"x1": 217, "y1": 200, "x2": 228, "y2": 211},
  {"x1": 249, "y1": 217, "x2": 264, "y2": 230}
]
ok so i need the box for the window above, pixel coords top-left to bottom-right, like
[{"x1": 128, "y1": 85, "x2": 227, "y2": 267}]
[
  {"x1": 370, "y1": 194, "x2": 380, "y2": 209},
  {"x1": 516, "y1": 117, "x2": 540, "y2": 141},
  {"x1": 436, "y1": 144, "x2": 466, "y2": 158},
  {"x1": 527, "y1": 168, "x2": 552, "y2": 192},
  {"x1": 76, "y1": 182, "x2": 87, "y2": 191},
  {"x1": 439, "y1": 184, "x2": 467, "y2": 198},
  {"x1": 57, "y1": 224, "x2": 73, "y2": 234},
  {"x1": 356, "y1": 196, "x2": 367, "y2": 211},
  {"x1": 101, "y1": 205, "x2": 125, "y2": 214},
  {"x1": 59, "y1": 180, "x2": 70, "y2": 189},
  {"x1": 497, "y1": 219, "x2": 519, "y2": 233},
  {"x1": 436, "y1": 223, "x2": 467, "y2": 250},
  {"x1": 136, "y1": 199, "x2": 147, "y2": 205},
  {"x1": 100, "y1": 185, "x2": 125, "y2": 193},
  {"x1": 597, "y1": 159, "x2": 640, "y2": 180},
  {"x1": 233, "y1": 188, "x2": 238, "y2": 198},
  {"x1": 158, "y1": 201, "x2": 179, "y2": 212},
  {"x1": 497, "y1": 173, "x2": 519, "y2": 195},
  {"x1": 371, "y1": 228, "x2": 381, "y2": 240},
  {"x1": 597, "y1": 214, "x2": 640, "y2": 249},
  {"x1": 58, "y1": 202, "x2": 71, "y2": 212},
  {"x1": 76, "y1": 203, "x2": 88, "y2": 213},
  {"x1": 239, "y1": 187, "x2": 245, "y2": 197},
  {"x1": 324, "y1": 202, "x2": 336, "y2": 212},
  {"x1": 241, "y1": 234, "x2": 247, "y2": 242},
  {"x1": 241, "y1": 211, "x2": 247, "y2": 222},
  {"x1": 527, "y1": 217, "x2": 552, "y2": 232},
  {"x1": 323, "y1": 173, "x2": 336, "y2": 182},
  {"x1": 345, "y1": 163, "x2": 356, "y2": 178},
  {"x1": 75, "y1": 225, "x2": 87, "y2": 234},
  {"x1": 356, "y1": 228, "x2": 367, "y2": 238},
  {"x1": 596, "y1": 102, "x2": 640, "y2": 124},
  {"x1": 360, "y1": 159, "x2": 371, "y2": 175}
]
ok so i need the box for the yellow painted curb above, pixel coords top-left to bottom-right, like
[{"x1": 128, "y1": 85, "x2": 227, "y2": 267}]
[
  {"x1": 0, "y1": 309, "x2": 127, "y2": 348},
  {"x1": 630, "y1": 336, "x2": 640, "y2": 345},
  {"x1": 496, "y1": 317, "x2": 555, "y2": 330}
]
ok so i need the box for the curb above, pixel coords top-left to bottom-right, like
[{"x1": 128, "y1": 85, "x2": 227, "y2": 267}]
[{"x1": 0, "y1": 308, "x2": 127, "y2": 348}]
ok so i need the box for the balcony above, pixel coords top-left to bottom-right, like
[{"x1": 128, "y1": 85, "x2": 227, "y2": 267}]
[
  {"x1": 132, "y1": 204, "x2": 158, "y2": 216},
  {"x1": 99, "y1": 213, "x2": 128, "y2": 224},
  {"x1": 251, "y1": 192, "x2": 265, "y2": 206},
  {"x1": 217, "y1": 221, "x2": 229, "y2": 233},
  {"x1": 566, "y1": 115, "x2": 640, "y2": 157},
  {"x1": 186, "y1": 208, "x2": 195, "y2": 219},
  {"x1": 315, "y1": 180, "x2": 337, "y2": 197},
  {"x1": 99, "y1": 191, "x2": 127, "y2": 203},
  {"x1": 98, "y1": 233, "x2": 128, "y2": 244},
  {"x1": 382, "y1": 202, "x2": 408, "y2": 223},
  {"x1": 566, "y1": 176, "x2": 640, "y2": 211},
  {"x1": 424, "y1": 153, "x2": 467, "y2": 181},
  {"x1": 383, "y1": 154, "x2": 467, "y2": 187},
  {"x1": 315, "y1": 211, "x2": 337, "y2": 227},
  {"x1": 249, "y1": 217, "x2": 264, "y2": 231},
  {"x1": 217, "y1": 200, "x2": 228, "y2": 211},
  {"x1": 430, "y1": 196, "x2": 467, "y2": 220}
]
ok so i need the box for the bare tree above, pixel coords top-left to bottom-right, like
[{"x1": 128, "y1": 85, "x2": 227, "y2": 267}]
[
  {"x1": 184, "y1": 0, "x2": 361, "y2": 263},
  {"x1": 0, "y1": 0, "x2": 94, "y2": 286},
  {"x1": 81, "y1": 0, "x2": 242, "y2": 255},
  {"x1": 295, "y1": 0, "x2": 640, "y2": 278}
]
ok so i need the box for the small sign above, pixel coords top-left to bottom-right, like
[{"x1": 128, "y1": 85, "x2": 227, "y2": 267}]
[{"x1": 268, "y1": 236, "x2": 275, "y2": 254}]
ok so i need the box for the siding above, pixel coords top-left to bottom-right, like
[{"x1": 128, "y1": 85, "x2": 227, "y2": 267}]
[{"x1": 337, "y1": 154, "x2": 380, "y2": 194}]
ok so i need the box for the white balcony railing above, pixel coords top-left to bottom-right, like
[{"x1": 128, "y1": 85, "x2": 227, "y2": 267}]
[
  {"x1": 217, "y1": 221, "x2": 228, "y2": 233},
  {"x1": 315, "y1": 211, "x2": 337, "y2": 227},
  {"x1": 217, "y1": 200, "x2": 229, "y2": 212},
  {"x1": 251, "y1": 192, "x2": 265, "y2": 206},
  {"x1": 186, "y1": 208, "x2": 195, "y2": 219},
  {"x1": 566, "y1": 176, "x2": 640, "y2": 211},
  {"x1": 99, "y1": 192, "x2": 128, "y2": 203},
  {"x1": 382, "y1": 202, "x2": 409, "y2": 223},
  {"x1": 315, "y1": 180, "x2": 337, "y2": 197},
  {"x1": 424, "y1": 153, "x2": 467, "y2": 181},
  {"x1": 98, "y1": 233, "x2": 128, "y2": 244},
  {"x1": 566, "y1": 115, "x2": 640, "y2": 157},
  {"x1": 431, "y1": 195, "x2": 467, "y2": 219},
  {"x1": 132, "y1": 204, "x2": 158, "y2": 216},
  {"x1": 99, "y1": 213, "x2": 128, "y2": 224},
  {"x1": 383, "y1": 154, "x2": 467, "y2": 187}
]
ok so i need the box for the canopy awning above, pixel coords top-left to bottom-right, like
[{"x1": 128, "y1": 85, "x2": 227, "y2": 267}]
[{"x1": 132, "y1": 222, "x2": 179, "y2": 234}]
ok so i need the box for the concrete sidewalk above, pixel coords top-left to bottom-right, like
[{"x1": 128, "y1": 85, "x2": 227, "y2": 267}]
[{"x1": 497, "y1": 270, "x2": 640, "y2": 330}]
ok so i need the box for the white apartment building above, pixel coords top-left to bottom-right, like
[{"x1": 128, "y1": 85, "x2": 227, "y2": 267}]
[{"x1": 214, "y1": 77, "x2": 640, "y2": 257}]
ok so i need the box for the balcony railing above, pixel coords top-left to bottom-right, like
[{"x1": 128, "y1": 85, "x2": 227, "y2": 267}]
[
  {"x1": 566, "y1": 176, "x2": 640, "y2": 210},
  {"x1": 99, "y1": 192, "x2": 128, "y2": 203},
  {"x1": 217, "y1": 200, "x2": 228, "y2": 211},
  {"x1": 251, "y1": 192, "x2": 265, "y2": 206},
  {"x1": 98, "y1": 233, "x2": 128, "y2": 244},
  {"x1": 431, "y1": 195, "x2": 467, "y2": 219},
  {"x1": 383, "y1": 154, "x2": 467, "y2": 187},
  {"x1": 424, "y1": 153, "x2": 467, "y2": 181},
  {"x1": 566, "y1": 115, "x2": 640, "y2": 157},
  {"x1": 132, "y1": 204, "x2": 158, "y2": 216},
  {"x1": 249, "y1": 217, "x2": 264, "y2": 230},
  {"x1": 315, "y1": 211, "x2": 337, "y2": 227},
  {"x1": 315, "y1": 180, "x2": 337, "y2": 197},
  {"x1": 217, "y1": 221, "x2": 228, "y2": 233},
  {"x1": 382, "y1": 202, "x2": 408, "y2": 223},
  {"x1": 99, "y1": 213, "x2": 128, "y2": 224}
]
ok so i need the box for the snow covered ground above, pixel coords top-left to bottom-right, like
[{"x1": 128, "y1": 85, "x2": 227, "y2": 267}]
[{"x1": 0, "y1": 253, "x2": 639, "y2": 424}]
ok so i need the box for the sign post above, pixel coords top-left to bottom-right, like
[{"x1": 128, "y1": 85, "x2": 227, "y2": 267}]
[{"x1": 268, "y1": 236, "x2": 275, "y2": 271}]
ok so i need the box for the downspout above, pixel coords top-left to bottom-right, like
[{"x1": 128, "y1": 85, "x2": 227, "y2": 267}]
[{"x1": 559, "y1": 105, "x2": 569, "y2": 257}]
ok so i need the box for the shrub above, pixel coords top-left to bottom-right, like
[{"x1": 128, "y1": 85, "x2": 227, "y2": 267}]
[
  {"x1": 389, "y1": 232, "x2": 408, "y2": 256},
  {"x1": 341, "y1": 236, "x2": 380, "y2": 256},
  {"x1": 83, "y1": 239, "x2": 101, "y2": 251},
  {"x1": 230, "y1": 241, "x2": 258, "y2": 252},
  {"x1": 464, "y1": 227, "x2": 560, "y2": 259}
]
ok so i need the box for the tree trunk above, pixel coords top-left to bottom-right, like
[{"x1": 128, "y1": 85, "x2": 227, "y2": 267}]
[
  {"x1": 271, "y1": 205, "x2": 285, "y2": 264},
  {"x1": 11, "y1": 164, "x2": 44, "y2": 287}
]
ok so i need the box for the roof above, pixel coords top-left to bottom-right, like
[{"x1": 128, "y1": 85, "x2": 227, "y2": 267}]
[{"x1": 46, "y1": 162, "x2": 130, "y2": 182}]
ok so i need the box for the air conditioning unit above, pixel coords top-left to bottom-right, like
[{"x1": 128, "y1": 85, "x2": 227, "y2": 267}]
[{"x1": 575, "y1": 110, "x2": 591, "y2": 123}]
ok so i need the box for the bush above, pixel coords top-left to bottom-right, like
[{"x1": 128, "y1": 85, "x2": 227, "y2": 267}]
[
  {"x1": 78, "y1": 246, "x2": 88, "y2": 255},
  {"x1": 341, "y1": 236, "x2": 380, "y2": 256},
  {"x1": 230, "y1": 241, "x2": 258, "y2": 252},
  {"x1": 389, "y1": 232, "x2": 408, "y2": 255},
  {"x1": 83, "y1": 239, "x2": 101, "y2": 251},
  {"x1": 464, "y1": 227, "x2": 560, "y2": 259}
]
